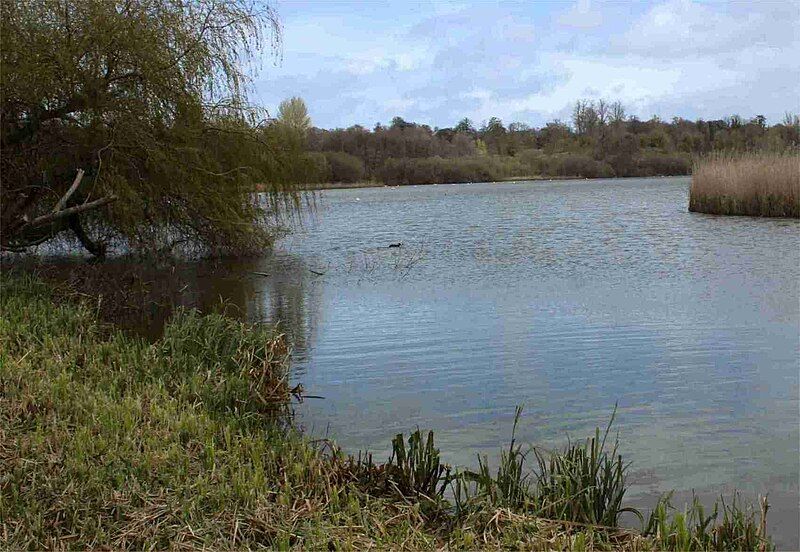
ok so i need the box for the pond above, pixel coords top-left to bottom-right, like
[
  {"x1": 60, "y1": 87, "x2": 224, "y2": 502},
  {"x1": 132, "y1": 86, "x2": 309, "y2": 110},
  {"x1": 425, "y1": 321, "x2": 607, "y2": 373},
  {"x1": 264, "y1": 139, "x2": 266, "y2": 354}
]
[
  {"x1": 34, "y1": 176, "x2": 800, "y2": 547},
  {"x1": 281, "y1": 177, "x2": 799, "y2": 548}
]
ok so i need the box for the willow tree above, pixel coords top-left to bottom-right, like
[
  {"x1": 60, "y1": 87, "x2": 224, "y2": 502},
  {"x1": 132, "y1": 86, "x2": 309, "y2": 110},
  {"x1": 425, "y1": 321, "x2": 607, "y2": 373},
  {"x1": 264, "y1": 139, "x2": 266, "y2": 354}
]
[{"x1": 1, "y1": 0, "x2": 305, "y2": 257}]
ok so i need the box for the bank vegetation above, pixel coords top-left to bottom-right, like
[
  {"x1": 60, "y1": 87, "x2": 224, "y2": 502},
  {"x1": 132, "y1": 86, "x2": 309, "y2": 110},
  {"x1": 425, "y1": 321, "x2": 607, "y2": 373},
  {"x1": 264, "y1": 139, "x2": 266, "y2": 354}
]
[{"x1": 304, "y1": 105, "x2": 799, "y2": 186}]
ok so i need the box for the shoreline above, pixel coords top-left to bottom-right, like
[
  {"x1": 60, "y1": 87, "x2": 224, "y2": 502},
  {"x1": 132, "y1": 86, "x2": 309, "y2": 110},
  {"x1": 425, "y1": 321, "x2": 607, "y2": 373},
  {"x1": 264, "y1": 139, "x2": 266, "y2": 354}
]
[
  {"x1": 1, "y1": 272, "x2": 776, "y2": 550},
  {"x1": 300, "y1": 173, "x2": 690, "y2": 191}
]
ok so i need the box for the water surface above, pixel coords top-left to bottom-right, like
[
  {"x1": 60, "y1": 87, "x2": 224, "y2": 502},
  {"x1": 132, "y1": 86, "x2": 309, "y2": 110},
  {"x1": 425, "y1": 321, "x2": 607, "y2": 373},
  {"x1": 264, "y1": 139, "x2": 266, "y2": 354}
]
[
  {"x1": 274, "y1": 177, "x2": 799, "y2": 548},
  {"x1": 39, "y1": 177, "x2": 800, "y2": 547}
]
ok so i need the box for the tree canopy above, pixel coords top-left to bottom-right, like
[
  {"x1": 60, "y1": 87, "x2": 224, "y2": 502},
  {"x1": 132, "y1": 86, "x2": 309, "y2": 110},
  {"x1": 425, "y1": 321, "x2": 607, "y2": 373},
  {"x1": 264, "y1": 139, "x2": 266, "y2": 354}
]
[
  {"x1": 1, "y1": 0, "x2": 306, "y2": 257},
  {"x1": 277, "y1": 97, "x2": 311, "y2": 136},
  {"x1": 301, "y1": 104, "x2": 799, "y2": 185}
]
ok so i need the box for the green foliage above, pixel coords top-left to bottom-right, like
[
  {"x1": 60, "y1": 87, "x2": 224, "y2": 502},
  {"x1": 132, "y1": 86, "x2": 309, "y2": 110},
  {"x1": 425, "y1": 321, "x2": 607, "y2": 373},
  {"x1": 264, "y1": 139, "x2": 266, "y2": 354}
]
[
  {"x1": 379, "y1": 156, "x2": 524, "y2": 185},
  {"x1": 0, "y1": 274, "x2": 305, "y2": 548},
  {"x1": 455, "y1": 406, "x2": 635, "y2": 529},
  {"x1": 277, "y1": 97, "x2": 312, "y2": 136},
  {"x1": 324, "y1": 151, "x2": 365, "y2": 182},
  {"x1": 454, "y1": 118, "x2": 476, "y2": 134},
  {"x1": 1, "y1": 0, "x2": 306, "y2": 256},
  {"x1": 637, "y1": 152, "x2": 692, "y2": 176},
  {"x1": 302, "y1": 151, "x2": 332, "y2": 183},
  {"x1": 554, "y1": 154, "x2": 615, "y2": 178},
  {"x1": 157, "y1": 308, "x2": 294, "y2": 421}
]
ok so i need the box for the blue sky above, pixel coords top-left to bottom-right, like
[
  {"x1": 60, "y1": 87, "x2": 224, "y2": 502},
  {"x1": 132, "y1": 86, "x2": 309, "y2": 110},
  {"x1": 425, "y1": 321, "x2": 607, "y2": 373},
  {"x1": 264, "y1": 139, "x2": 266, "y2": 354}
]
[{"x1": 253, "y1": 0, "x2": 800, "y2": 129}]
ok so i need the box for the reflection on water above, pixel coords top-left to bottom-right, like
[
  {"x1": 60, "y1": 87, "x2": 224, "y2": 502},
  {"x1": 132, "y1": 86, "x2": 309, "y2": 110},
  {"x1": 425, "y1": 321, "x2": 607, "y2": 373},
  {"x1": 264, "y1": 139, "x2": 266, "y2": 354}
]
[
  {"x1": 22, "y1": 177, "x2": 800, "y2": 547},
  {"x1": 26, "y1": 254, "x2": 321, "y2": 364}
]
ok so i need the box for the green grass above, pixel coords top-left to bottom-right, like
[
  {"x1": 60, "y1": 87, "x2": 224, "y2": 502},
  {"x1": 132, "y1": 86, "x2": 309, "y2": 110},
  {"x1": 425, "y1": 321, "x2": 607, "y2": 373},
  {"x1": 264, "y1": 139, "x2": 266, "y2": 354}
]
[
  {"x1": 643, "y1": 492, "x2": 771, "y2": 551},
  {"x1": 533, "y1": 407, "x2": 636, "y2": 528},
  {"x1": 0, "y1": 273, "x2": 774, "y2": 549}
]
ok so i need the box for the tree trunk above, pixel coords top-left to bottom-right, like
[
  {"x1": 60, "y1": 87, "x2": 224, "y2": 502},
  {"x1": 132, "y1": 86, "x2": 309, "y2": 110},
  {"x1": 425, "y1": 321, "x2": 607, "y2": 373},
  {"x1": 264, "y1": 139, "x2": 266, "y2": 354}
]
[{"x1": 69, "y1": 215, "x2": 107, "y2": 259}]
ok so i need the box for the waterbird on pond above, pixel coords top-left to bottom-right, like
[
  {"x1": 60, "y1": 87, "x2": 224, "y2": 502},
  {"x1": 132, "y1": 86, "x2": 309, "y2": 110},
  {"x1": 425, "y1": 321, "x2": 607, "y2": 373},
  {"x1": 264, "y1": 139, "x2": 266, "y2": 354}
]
[{"x1": 388, "y1": 242, "x2": 402, "y2": 248}]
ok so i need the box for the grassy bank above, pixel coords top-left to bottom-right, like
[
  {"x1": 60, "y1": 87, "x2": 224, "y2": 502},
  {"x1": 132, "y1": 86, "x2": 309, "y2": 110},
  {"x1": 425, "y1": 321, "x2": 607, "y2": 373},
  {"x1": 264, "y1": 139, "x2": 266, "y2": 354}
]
[
  {"x1": 0, "y1": 274, "x2": 773, "y2": 550},
  {"x1": 689, "y1": 152, "x2": 800, "y2": 217}
]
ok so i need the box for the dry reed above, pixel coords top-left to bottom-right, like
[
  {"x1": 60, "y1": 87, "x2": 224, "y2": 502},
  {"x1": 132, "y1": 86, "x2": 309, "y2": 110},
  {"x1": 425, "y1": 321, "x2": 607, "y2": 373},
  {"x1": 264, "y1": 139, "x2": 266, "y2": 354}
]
[{"x1": 689, "y1": 151, "x2": 800, "y2": 217}]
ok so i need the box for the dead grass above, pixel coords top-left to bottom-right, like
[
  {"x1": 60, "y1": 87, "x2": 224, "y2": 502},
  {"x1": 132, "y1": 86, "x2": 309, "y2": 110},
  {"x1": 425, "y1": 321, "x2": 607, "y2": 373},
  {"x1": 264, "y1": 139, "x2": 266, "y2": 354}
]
[{"x1": 689, "y1": 151, "x2": 800, "y2": 217}]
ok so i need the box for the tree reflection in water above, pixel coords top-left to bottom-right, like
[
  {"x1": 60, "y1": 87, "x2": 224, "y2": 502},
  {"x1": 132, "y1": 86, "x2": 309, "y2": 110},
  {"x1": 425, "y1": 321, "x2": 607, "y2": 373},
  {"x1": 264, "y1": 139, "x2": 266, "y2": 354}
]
[{"x1": 14, "y1": 253, "x2": 321, "y2": 363}]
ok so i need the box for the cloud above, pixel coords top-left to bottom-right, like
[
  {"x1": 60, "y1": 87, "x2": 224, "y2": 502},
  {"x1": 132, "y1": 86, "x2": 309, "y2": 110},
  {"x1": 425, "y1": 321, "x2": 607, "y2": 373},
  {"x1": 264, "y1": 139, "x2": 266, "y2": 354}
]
[
  {"x1": 254, "y1": 0, "x2": 800, "y2": 129},
  {"x1": 613, "y1": 0, "x2": 798, "y2": 59},
  {"x1": 557, "y1": 0, "x2": 603, "y2": 29}
]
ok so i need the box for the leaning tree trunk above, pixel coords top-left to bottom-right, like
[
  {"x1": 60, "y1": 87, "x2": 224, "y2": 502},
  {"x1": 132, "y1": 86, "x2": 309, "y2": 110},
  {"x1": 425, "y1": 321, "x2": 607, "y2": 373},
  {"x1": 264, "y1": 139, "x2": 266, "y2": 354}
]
[{"x1": 1, "y1": 169, "x2": 115, "y2": 255}]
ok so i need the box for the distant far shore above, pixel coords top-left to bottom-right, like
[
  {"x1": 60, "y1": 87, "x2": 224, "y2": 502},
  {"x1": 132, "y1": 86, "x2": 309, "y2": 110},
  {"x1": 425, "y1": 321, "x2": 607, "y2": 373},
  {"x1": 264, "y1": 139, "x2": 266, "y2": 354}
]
[{"x1": 296, "y1": 173, "x2": 686, "y2": 191}]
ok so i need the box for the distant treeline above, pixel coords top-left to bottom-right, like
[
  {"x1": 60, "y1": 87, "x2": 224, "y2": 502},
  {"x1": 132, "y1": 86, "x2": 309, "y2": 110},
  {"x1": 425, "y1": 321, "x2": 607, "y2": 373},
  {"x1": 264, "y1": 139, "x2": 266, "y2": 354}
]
[{"x1": 300, "y1": 101, "x2": 800, "y2": 185}]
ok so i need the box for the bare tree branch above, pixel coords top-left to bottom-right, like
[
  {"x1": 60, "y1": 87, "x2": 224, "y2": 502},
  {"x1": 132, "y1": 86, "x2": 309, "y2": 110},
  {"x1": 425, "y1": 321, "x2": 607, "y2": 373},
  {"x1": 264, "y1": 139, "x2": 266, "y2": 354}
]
[
  {"x1": 18, "y1": 196, "x2": 116, "y2": 234},
  {"x1": 53, "y1": 169, "x2": 85, "y2": 213}
]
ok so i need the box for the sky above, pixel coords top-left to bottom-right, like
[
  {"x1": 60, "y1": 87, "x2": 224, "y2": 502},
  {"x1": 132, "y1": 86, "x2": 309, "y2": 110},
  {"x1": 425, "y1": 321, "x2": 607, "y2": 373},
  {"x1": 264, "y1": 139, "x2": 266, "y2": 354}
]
[{"x1": 252, "y1": 0, "x2": 800, "y2": 130}]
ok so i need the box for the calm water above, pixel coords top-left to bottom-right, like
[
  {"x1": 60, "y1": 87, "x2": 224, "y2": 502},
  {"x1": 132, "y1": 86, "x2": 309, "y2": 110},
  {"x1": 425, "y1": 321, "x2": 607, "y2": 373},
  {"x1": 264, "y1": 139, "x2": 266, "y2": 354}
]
[
  {"x1": 39, "y1": 177, "x2": 800, "y2": 546},
  {"x1": 280, "y1": 177, "x2": 799, "y2": 547}
]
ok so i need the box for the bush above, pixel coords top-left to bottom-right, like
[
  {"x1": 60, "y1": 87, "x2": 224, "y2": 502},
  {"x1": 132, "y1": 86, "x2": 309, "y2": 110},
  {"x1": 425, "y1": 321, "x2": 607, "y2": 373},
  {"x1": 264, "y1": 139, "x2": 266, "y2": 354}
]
[
  {"x1": 302, "y1": 151, "x2": 331, "y2": 183},
  {"x1": 377, "y1": 156, "x2": 529, "y2": 185},
  {"x1": 516, "y1": 148, "x2": 549, "y2": 175},
  {"x1": 555, "y1": 154, "x2": 615, "y2": 178},
  {"x1": 324, "y1": 151, "x2": 365, "y2": 182},
  {"x1": 637, "y1": 152, "x2": 692, "y2": 176}
]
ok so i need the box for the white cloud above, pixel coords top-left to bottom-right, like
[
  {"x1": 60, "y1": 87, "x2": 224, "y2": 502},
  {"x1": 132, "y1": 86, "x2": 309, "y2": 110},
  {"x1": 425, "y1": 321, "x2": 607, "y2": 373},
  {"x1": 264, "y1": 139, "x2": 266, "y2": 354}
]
[
  {"x1": 507, "y1": 53, "x2": 684, "y2": 113},
  {"x1": 614, "y1": 0, "x2": 797, "y2": 59},
  {"x1": 256, "y1": 0, "x2": 800, "y2": 128},
  {"x1": 558, "y1": 0, "x2": 603, "y2": 29}
]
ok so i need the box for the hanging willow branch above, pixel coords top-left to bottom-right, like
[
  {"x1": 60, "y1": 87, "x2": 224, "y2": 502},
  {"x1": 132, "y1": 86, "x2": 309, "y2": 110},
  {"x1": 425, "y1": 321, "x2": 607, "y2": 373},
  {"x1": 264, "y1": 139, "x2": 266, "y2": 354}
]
[{"x1": 1, "y1": 0, "x2": 302, "y2": 258}]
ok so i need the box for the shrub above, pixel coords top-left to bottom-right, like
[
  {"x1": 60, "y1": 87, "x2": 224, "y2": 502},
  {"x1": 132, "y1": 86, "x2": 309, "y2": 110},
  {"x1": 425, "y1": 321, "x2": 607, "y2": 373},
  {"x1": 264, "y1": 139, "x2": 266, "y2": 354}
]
[
  {"x1": 379, "y1": 157, "x2": 494, "y2": 184},
  {"x1": 555, "y1": 154, "x2": 615, "y2": 178},
  {"x1": 376, "y1": 155, "x2": 537, "y2": 185},
  {"x1": 516, "y1": 148, "x2": 549, "y2": 175},
  {"x1": 302, "y1": 151, "x2": 331, "y2": 183},
  {"x1": 637, "y1": 152, "x2": 692, "y2": 176},
  {"x1": 324, "y1": 151, "x2": 365, "y2": 182}
]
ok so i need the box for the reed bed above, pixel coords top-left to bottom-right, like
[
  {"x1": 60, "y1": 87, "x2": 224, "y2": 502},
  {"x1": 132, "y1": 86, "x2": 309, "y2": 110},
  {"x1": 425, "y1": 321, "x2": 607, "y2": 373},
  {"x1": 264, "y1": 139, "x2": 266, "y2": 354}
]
[
  {"x1": 689, "y1": 151, "x2": 800, "y2": 217},
  {"x1": 0, "y1": 273, "x2": 774, "y2": 550}
]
